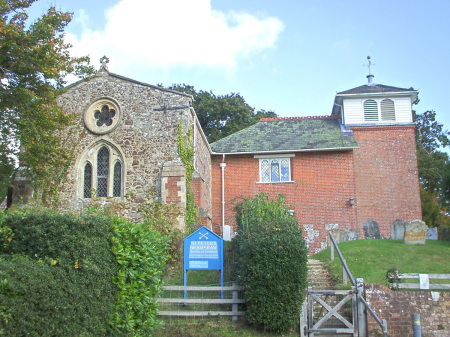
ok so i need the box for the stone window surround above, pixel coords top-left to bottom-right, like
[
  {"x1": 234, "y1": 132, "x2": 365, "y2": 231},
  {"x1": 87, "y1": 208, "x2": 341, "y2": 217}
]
[
  {"x1": 77, "y1": 139, "x2": 125, "y2": 199},
  {"x1": 254, "y1": 154, "x2": 295, "y2": 183},
  {"x1": 83, "y1": 97, "x2": 122, "y2": 135}
]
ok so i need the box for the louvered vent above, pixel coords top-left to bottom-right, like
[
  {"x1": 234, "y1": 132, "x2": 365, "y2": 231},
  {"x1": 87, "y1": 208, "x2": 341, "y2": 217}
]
[
  {"x1": 364, "y1": 99, "x2": 378, "y2": 121},
  {"x1": 380, "y1": 99, "x2": 395, "y2": 121}
]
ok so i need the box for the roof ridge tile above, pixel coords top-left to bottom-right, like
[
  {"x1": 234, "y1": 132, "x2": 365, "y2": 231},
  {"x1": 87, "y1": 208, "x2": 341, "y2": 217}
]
[{"x1": 260, "y1": 115, "x2": 341, "y2": 122}]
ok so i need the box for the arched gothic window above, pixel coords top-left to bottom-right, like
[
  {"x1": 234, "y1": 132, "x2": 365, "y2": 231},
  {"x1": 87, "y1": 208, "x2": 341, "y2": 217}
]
[
  {"x1": 80, "y1": 143, "x2": 124, "y2": 198},
  {"x1": 83, "y1": 163, "x2": 92, "y2": 198},
  {"x1": 113, "y1": 162, "x2": 122, "y2": 197},
  {"x1": 97, "y1": 146, "x2": 109, "y2": 197}
]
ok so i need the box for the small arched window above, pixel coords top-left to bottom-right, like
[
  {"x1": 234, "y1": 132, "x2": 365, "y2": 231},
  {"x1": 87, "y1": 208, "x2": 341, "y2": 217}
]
[
  {"x1": 363, "y1": 99, "x2": 378, "y2": 122},
  {"x1": 113, "y1": 162, "x2": 122, "y2": 197},
  {"x1": 83, "y1": 163, "x2": 92, "y2": 198},
  {"x1": 81, "y1": 143, "x2": 124, "y2": 198},
  {"x1": 380, "y1": 99, "x2": 395, "y2": 121}
]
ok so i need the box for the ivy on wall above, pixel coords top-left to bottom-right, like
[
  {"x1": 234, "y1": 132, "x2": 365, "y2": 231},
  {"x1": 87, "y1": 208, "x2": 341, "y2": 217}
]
[{"x1": 177, "y1": 121, "x2": 197, "y2": 229}]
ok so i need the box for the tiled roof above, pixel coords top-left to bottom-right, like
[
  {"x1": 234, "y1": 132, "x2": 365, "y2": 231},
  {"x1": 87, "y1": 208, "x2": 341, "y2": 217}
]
[
  {"x1": 210, "y1": 116, "x2": 358, "y2": 154},
  {"x1": 337, "y1": 84, "x2": 416, "y2": 95}
]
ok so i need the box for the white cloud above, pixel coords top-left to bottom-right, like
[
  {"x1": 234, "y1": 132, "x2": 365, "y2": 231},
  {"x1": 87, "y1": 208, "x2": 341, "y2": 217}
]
[{"x1": 65, "y1": 0, "x2": 284, "y2": 73}]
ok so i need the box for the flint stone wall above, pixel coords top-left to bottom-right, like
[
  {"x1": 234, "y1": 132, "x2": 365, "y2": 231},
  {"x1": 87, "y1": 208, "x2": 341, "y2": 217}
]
[{"x1": 56, "y1": 70, "x2": 211, "y2": 222}]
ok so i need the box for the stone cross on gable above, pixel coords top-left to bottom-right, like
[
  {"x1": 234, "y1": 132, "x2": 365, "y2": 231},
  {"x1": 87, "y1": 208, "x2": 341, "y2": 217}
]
[
  {"x1": 153, "y1": 103, "x2": 190, "y2": 113},
  {"x1": 100, "y1": 55, "x2": 110, "y2": 71}
]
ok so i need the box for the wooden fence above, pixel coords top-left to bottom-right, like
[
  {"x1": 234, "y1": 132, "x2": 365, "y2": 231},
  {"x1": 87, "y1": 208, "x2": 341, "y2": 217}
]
[
  {"x1": 157, "y1": 284, "x2": 245, "y2": 321},
  {"x1": 395, "y1": 273, "x2": 450, "y2": 290}
]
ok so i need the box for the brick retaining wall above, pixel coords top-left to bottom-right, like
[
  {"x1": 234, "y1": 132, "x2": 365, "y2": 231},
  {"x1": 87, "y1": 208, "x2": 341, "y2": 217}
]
[{"x1": 365, "y1": 283, "x2": 449, "y2": 337}]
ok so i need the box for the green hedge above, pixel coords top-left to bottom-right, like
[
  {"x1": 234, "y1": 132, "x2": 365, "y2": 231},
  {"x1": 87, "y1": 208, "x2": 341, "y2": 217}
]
[
  {"x1": 234, "y1": 193, "x2": 308, "y2": 333},
  {"x1": 110, "y1": 217, "x2": 169, "y2": 335},
  {"x1": 0, "y1": 211, "x2": 169, "y2": 336}
]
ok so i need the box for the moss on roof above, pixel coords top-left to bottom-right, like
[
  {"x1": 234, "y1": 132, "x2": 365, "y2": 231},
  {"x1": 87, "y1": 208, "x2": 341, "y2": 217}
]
[{"x1": 210, "y1": 117, "x2": 358, "y2": 154}]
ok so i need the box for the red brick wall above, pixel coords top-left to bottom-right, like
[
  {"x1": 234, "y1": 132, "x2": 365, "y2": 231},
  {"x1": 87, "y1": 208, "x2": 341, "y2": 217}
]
[
  {"x1": 165, "y1": 176, "x2": 182, "y2": 203},
  {"x1": 351, "y1": 125, "x2": 422, "y2": 237},
  {"x1": 191, "y1": 177, "x2": 205, "y2": 209},
  {"x1": 211, "y1": 151, "x2": 357, "y2": 254},
  {"x1": 365, "y1": 284, "x2": 449, "y2": 337}
]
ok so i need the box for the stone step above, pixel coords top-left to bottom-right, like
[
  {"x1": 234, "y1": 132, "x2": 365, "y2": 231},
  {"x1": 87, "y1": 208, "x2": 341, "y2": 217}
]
[{"x1": 307, "y1": 259, "x2": 335, "y2": 290}]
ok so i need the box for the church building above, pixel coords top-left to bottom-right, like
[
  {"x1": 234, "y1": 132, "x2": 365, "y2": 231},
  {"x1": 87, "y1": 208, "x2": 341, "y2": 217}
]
[
  {"x1": 10, "y1": 59, "x2": 422, "y2": 254},
  {"x1": 210, "y1": 72, "x2": 421, "y2": 253}
]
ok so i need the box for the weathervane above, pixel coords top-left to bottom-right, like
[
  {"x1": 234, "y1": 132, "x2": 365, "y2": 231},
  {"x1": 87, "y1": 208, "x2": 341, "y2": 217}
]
[
  {"x1": 364, "y1": 56, "x2": 375, "y2": 84},
  {"x1": 365, "y1": 56, "x2": 375, "y2": 75}
]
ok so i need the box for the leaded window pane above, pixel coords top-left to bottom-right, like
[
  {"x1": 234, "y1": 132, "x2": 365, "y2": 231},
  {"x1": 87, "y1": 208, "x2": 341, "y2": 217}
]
[
  {"x1": 261, "y1": 160, "x2": 270, "y2": 182},
  {"x1": 97, "y1": 147, "x2": 109, "y2": 197},
  {"x1": 271, "y1": 160, "x2": 280, "y2": 182},
  {"x1": 281, "y1": 159, "x2": 289, "y2": 181},
  {"x1": 84, "y1": 163, "x2": 92, "y2": 198},
  {"x1": 113, "y1": 162, "x2": 121, "y2": 197}
]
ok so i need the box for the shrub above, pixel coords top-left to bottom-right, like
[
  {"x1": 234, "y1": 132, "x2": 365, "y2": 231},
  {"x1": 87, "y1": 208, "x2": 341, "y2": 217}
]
[
  {"x1": 138, "y1": 194, "x2": 185, "y2": 264},
  {"x1": 0, "y1": 211, "x2": 117, "y2": 336},
  {"x1": 0, "y1": 210, "x2": 170, "y2": 336},
  {"x1": 234, "y1": 193, "x2": 308, "y2": 333},
  {"x1": 110, "y1": 217, "x2": 169, "y2": 336}
]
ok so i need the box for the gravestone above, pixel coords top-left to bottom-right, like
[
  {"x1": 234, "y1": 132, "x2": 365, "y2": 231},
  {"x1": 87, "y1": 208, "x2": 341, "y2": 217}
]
[
  {"x1": 330, "y1": 229, "x2": 346, "y2": 243},
  {"x1": 426, "y1": 227, "x2": 438, "y2": 241},
  {"x1": 363, "y1": 218, "x2": 380, "y2": 239},
  {"x1": 404, "y1": 220, "x2": 427, "y2": 245},
  {"x1": 391, "y1": 219, "x2": 407, "y2": 240},
  {"x1": 345, "y1": 229, "x2": 359, "y2": 241},
  {"x1": 329, "y1": 228, "x2": 359, "y2": 245}
]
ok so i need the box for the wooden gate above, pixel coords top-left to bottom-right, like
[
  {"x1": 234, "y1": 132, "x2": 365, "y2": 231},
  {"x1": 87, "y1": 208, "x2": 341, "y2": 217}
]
[{"x1": 301, "y1": 287, "x2": 358, "y2": 336}]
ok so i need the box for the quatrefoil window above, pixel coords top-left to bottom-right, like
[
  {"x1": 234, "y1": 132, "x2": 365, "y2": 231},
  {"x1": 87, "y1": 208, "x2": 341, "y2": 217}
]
[
  {"x1": 84, "y1": 98, "x2": 121, "y2": 135},
  {"x1": 94, "y1": 105, "x2": 116, "y2": 127}
]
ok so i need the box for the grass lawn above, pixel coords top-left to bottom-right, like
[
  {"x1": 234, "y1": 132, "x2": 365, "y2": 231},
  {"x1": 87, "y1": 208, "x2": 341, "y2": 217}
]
[
  {"x1": 153, "y1": 319, "x2": 299, "y2": 337},
  {"x1": 312, "y1": 239, "x2": 450, "y2": 287}
]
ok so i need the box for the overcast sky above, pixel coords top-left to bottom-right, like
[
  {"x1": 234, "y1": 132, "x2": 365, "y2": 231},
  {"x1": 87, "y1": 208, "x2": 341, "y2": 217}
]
[{"x1": 31, "y1": 0, "x2": 450, "y2": 141}]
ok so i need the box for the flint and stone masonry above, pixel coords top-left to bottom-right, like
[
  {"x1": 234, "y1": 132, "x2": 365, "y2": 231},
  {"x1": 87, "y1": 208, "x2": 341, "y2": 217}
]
[{"x1": 47, "y1": 66, "x2": 212, "y2": 226}]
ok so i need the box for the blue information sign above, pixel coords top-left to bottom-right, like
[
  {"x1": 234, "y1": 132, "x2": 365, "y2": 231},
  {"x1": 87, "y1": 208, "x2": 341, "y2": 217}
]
[{"x1": 183, "y1": 226, "x2": 224, "y2": 298}]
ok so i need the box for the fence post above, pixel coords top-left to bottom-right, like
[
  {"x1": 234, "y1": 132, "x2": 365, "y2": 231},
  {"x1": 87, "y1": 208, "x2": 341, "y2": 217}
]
[
  {"x1": 356, "y1": 278, "x2": 367, "y2": 337},
  {"x1": 307, "y1": 286, "x2": 314, "y2": 337},
  {"x1": 300, "y1": 297, "x2": 308, "y2": 337},
  {"x1": 232, "y1": 283, "x2": 238, "y2": 322}
]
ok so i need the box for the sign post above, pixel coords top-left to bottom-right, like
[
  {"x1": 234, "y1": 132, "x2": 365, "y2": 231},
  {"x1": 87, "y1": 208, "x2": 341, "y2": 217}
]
[{"x1": 183, "y1": 226, "x2": 224, "y2": 299}]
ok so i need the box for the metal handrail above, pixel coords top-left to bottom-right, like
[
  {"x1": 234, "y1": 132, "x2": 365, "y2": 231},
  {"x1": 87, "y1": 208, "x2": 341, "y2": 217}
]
[
  {"x1": 329, "y1": 231, "x2": 356, "y2": 286},
  {"x1": 328, "y1": 231, "x2": 388, "y2": 337}
]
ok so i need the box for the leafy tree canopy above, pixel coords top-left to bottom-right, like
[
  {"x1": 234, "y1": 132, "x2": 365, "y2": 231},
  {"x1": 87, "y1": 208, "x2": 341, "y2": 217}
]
[
  {"x1": 413, "y1": 110, "x2": 450, "y2": 227},
  {"x1": 0, "y1": 0, "x2": 93, "y2": 202},
  {"x1": 168, "y1": 84, "x2": 277, "y2": 143}
]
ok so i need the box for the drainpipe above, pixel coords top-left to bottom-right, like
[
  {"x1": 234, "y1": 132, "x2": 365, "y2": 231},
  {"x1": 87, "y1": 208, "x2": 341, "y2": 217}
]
[{"x1": 219, "y1": 154, "x2": 226, "y2": 237}]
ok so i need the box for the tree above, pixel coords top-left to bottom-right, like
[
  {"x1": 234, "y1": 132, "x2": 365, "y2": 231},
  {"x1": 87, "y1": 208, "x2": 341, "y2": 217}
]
[
  {"x1": 169, "y1": 84, "x2": 277, "y2": 143},
  {"x1": 0, "y1": 0, "x2": 93, "y2": 203},
  {"x1": 414, "y1": 110, "x2": 450, "y2": 227}
]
